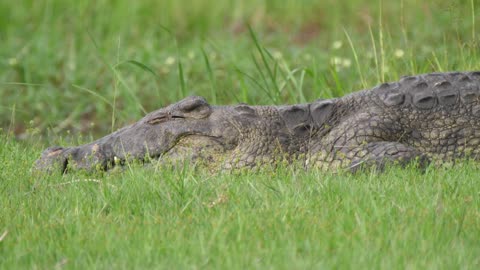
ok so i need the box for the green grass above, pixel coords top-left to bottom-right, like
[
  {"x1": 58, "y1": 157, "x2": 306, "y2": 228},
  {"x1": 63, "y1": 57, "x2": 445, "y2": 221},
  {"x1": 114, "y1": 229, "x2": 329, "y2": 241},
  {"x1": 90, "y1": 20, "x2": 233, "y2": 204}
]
[
  {"x1": 2, "y1": 136, "x2": 480, "y2": 269},
  {"x1": 1, "y1": 0, "x2": 480, "y2": 269}
]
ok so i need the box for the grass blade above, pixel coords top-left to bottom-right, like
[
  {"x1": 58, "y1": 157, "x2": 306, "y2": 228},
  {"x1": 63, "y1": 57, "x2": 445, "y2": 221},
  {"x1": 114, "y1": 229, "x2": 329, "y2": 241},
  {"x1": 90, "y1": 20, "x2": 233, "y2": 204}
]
[
  {"x1": 116, "y1": 60, "x2": 161, "y2": 80},
  {"x1": 72, "y1": 84, "x2": 113, "y2": 108},
  {"x1": 178, "y1": 58, "x2": 186, "y2": 97},
  {"x1": 248, "y1": 25, "x2": 281, "y2": 102},
  {"x1": 344, "y1": 28, "x2": 366, "y2": 88},
  {"x1": 201, "y1": 48, "x2": 217, "y2": 104}
]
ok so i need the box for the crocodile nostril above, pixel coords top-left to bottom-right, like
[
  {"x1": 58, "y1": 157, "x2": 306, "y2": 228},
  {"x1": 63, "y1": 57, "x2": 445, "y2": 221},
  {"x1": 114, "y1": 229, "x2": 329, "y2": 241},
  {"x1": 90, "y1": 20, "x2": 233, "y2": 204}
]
[{"x1": 91, "y1": 144, "x2": 100, "y2": 153}]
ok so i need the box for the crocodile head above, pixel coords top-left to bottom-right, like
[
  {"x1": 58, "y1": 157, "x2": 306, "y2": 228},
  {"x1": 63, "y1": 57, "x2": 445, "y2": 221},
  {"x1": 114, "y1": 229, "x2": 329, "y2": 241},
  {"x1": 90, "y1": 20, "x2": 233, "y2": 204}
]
[{"x1": 33, "y1": 96, "x2": 301, "y2": 174}]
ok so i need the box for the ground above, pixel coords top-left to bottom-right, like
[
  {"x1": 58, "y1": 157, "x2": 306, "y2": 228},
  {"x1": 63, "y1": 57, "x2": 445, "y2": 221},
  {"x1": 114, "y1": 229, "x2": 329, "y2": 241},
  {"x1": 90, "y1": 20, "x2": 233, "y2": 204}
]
[{"x1": 1, "y1": 0, "x2": 480, "y2": 269}]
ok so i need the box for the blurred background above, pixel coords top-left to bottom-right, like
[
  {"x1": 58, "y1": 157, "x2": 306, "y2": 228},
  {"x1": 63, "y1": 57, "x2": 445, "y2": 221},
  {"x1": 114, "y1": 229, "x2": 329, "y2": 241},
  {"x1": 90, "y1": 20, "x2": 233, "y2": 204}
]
[{"x1": 1, "y1": 0, "x2": 478, "y2": 143}]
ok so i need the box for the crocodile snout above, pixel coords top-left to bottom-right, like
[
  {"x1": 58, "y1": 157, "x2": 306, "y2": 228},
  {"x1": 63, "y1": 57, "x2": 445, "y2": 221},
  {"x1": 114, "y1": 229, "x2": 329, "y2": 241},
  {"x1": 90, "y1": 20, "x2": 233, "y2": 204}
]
[
  {"x1": 34, "y1": 143, "x2": 110, "y2": 174},
  {"x1": 33, "y1": 146, "x2": 69, "y2": 174}
]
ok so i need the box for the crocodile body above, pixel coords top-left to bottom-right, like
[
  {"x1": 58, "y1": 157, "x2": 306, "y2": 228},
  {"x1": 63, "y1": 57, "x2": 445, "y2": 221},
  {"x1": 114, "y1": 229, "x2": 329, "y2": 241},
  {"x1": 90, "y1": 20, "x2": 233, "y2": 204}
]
[{"x1": 34, "y1": 71, "x2": 480, "y2": 173}]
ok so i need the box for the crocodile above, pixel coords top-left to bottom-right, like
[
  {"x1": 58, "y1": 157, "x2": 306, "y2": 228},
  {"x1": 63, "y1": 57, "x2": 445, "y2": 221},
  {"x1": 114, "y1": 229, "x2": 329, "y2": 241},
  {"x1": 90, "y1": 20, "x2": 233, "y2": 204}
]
[{"x1": 34, "y1": 71, "x2": 480, "y2": 174}]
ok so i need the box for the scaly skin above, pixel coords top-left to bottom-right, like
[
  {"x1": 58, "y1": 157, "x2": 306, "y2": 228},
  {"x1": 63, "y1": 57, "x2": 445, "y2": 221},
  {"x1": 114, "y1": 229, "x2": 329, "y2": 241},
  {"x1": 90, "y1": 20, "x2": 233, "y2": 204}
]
[{"x1": 34, "y1": 71, "x2": 480, "y2": 173}]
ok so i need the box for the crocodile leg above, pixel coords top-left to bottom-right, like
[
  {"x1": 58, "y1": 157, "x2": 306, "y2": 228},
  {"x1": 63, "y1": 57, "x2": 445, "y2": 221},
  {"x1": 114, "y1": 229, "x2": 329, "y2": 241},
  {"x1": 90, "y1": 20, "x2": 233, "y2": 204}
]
[
  {"x1": 308, "y1": 107, "x2": 430, "y2": 171},
  {"x1": 347, "y1": 142, "x2": 429, "y2": 172}
]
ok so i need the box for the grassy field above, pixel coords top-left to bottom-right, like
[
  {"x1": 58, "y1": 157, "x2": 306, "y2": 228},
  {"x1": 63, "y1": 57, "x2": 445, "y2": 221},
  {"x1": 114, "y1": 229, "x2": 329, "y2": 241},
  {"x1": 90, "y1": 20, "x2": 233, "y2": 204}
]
[{"x1": 1, "y1": 0, "x2": 480, "y2": 269}]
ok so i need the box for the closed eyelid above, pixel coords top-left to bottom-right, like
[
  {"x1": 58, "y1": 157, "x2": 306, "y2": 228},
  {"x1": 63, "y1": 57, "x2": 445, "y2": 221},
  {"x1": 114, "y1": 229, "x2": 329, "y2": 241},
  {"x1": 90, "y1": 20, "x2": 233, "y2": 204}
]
[{"x1": 147, "y1": 114, "x2": 185, "y2": 125}]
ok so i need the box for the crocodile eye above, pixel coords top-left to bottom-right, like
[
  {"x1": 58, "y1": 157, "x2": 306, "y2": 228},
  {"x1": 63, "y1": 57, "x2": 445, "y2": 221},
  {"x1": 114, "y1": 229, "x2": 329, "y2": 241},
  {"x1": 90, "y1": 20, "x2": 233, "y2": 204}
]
[
  {"x1": 147, "y1": 114, "x2": 186, "y2": 125},
  {"x1": 147, "y1": 116, "x2": 169, "y2": 125}
]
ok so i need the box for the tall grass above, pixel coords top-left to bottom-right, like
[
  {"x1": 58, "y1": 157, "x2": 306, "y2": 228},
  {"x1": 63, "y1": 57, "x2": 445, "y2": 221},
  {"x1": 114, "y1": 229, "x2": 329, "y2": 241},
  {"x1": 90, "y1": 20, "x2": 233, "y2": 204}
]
[{"x1": 1, "y1": 0, "x2": 478, "y2": 140}]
